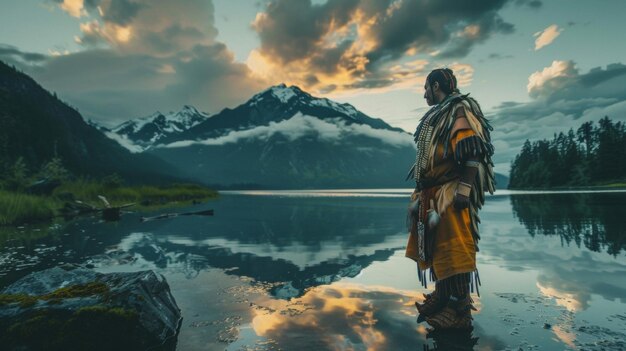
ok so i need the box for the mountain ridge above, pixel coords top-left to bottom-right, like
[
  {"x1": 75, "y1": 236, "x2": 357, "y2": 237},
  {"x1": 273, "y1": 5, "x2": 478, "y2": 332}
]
[{"x1": 0, "y1": 60, "x2": 181, "y2": 184}]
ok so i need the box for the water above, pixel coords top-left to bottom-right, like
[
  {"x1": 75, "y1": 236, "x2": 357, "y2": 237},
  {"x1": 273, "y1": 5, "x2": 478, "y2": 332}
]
[{"x1": 1, "y1": 190, "x2": 625, "y2": 350}]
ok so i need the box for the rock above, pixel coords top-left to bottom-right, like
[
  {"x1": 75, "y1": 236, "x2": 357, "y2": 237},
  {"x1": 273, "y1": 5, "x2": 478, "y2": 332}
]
[
  {"x1": 26, "y1": 178, "x2": 61, "y2": 196},
  {"x1": 0, "y1": 265, "x2": 181, "y2": 351}
]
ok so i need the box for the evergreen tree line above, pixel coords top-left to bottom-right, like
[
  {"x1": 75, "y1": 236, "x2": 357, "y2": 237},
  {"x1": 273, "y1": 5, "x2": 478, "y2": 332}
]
[
  {"x1": 509, "y1": 116, "x2": 626, "y2": 188},
  {"x1": 1, "y1": 155, "x2": 127, "y2": 193},
  {"x1": 0, "y1": 156, "x2": 72, "y2": 192}
]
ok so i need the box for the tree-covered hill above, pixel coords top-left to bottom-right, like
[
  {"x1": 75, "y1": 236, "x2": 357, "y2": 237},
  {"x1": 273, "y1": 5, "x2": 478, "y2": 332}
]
[
  {"x1": 0, "y1": 60, "x2": 180, "y2": 184},
  {"x1": 509, "y1": 116, "x2": 626, "y2": 189}
]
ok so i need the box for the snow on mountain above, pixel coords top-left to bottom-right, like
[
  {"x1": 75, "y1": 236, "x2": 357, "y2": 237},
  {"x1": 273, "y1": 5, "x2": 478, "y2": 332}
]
[
  {"x1": 105, "y1": 84, "x2": 406, "y2": 154},
  {"x1": 161, "y1": 112, "x2": 414, "y2": 149},
  {"x1": 308, "y1": 97, "x2": 359, "y2": 119},
  {"x1": 106, "y1": 105, "x2": 210, "y2": 151},
  {"x1": 250, "y1": 84, "x2": 358, "y2": 118}
]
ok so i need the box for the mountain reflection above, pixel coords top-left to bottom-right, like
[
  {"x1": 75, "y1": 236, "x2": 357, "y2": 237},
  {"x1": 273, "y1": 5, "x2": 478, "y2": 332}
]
[
  {"x1": 126, "y1": 234, "x2": 400, "y2": 298},
  {"x1": 117, "y1": 195, "x2": 413, "y2": 297},
  {"x1": 0, "y1": 195, "x2": 411, "y2": 297},
  {"x1": 510, "y1": 192, "x2": 626, "y2": 255}
]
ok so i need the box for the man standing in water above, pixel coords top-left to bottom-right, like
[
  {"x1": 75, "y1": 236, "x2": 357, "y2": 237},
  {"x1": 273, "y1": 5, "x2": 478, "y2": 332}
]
[{"x1": 405, "y1": 68, "x2": 496, "y2": 330}]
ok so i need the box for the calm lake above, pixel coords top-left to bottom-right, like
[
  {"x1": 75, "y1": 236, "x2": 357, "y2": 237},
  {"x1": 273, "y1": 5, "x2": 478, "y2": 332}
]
[{"x1": 1, "y1": 190, "x2": 625, "y2": 350}]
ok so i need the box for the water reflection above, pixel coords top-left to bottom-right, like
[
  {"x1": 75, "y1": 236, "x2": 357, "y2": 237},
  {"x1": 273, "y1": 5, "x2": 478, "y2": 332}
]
[
  {"x1": 0, "y1": 196, "x2": 410, "y2": 298},
  {"x1": 2, "y1": 191, "x2": 626, "y2": 350},
  {"x1": 510, "y1": 192, "x2": 626, "y2": 255},
  {"x1": 121, "y1": 232, "x2": 399, "y2": 298},
  {"x1": 235, "y1": 283, "x2": 504, "y2": 351}
]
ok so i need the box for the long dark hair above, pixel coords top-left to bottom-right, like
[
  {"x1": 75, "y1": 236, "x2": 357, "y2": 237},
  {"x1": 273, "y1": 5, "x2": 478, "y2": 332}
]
[{"x1": 426, "y1": 68, "x2": 459, "y2": 95}]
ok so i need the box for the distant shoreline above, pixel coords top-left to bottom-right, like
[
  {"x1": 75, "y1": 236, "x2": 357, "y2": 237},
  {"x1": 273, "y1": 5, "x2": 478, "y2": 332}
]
[{"x1": 219, "y1": 188, "x2": 626, "y2": 197}]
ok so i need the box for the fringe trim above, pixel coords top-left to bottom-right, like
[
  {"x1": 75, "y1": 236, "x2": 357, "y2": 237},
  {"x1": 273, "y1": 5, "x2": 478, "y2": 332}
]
[
  {"x1": 416, "y1": 265, "x2": 481, "y2": 298},
  {"x1": 453, "y1": 135, "x2": 495, "y2": 164}
]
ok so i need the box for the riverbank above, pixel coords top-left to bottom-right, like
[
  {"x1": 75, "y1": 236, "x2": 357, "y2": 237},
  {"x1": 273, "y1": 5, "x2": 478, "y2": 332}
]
[{"x1": 0, "y1": 181, "x2": 218, "y2": 226}]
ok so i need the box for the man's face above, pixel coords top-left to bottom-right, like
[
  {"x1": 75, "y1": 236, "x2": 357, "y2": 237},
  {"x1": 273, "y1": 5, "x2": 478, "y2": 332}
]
[{"x1": 423, "y1": 81, "x2": 435, "y2": 106}]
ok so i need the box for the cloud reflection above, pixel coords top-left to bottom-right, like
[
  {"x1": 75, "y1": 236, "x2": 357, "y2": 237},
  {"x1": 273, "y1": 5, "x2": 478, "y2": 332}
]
[
  {"x1": 245, "y1": 283, "x2": 497, "y2": 351},
  {"x1": 251, "y1": 283, "x2": 423, "y2": 350}
]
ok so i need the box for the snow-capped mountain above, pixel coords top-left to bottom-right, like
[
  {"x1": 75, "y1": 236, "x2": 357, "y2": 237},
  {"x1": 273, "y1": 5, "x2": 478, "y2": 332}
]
[
  {"x1": 156, "y1": 83, "x2": 405, "y2": 146},
  {"x1": 143, "y1": 84, "x2": 418, "y2": 188},
  {"x1": 103, "y1": 105, "x2": 210, "y2": 152}
]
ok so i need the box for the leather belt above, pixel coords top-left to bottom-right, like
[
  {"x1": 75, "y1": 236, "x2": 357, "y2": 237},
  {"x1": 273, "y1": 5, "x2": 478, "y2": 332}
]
[{"x1": 415, "y1": 175, "x2": 459, "y2": 191}]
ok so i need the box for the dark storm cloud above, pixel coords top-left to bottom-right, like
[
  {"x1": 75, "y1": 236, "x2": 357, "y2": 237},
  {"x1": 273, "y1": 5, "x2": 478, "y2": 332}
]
[
  {"x1": 252, "y1": 0, "x2": 515, "y2": 91},
  {"x1": 20, "y1": 43, "x2": 264, "y2": 125},
  {"x1": 258, "y1": 0, "x2": 514, "y2": 63},
  {"x1": 0, "y1": 44, "x2": 48, "y2": 63},
  {"x1": 363, "y1": 0, "x2": 513, "y2": 64},
  {"x1": 579, "y1": 63, "x2": 626, "y2": 87},
  {"x1": 11, "y1": 0, "x2": 266, "y2": 125},
  {"x1": 437, "y1": 15, "x2": 515, "y2": 59},
  {"x1": 164, "y1": 43, "x2": 264, "y2": 113},
  {"x1": 252, "y1": 0, "x2": 360, "y2": 63},
  {"x1": 48, "y1": 0, "x2": 143, "y2": 24},
  {"x1": 531, "y1": 62, "x2": 626, "y2": 103},
  {"x1": 99, "y1": 0, "x2": 144, "y2": 25},
  {"x1": 140, "y1": 24, "x2": 207, "y2": 54}
]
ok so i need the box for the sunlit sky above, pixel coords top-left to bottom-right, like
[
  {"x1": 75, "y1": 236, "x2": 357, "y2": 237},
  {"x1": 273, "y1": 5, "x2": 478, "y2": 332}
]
[{"x1": 2, "y1": 0, "x2": 626, "y2": 175}]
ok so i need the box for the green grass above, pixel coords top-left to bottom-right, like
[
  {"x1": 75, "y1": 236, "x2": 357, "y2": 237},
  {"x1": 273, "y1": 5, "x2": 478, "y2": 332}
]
[
  {"x1": 0, "y1": 191, "x2": 56, "y2": 226},
  {"x1": 0, "y1": 181, "x2": 218, "y2": 226},
  {"x1": 54, "y1": 180, "x2": 218, "y2": 208}
]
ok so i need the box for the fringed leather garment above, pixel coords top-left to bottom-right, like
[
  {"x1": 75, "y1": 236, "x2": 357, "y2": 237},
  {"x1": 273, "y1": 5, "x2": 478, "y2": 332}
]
[{"x1": 405, "y1": 93, "x2": 495, "y2": 289}]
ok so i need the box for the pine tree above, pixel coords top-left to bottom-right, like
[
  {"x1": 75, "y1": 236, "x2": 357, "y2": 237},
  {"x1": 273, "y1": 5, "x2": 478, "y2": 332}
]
[
  {"x1": 38, "y1": 157, "x2": 71, "y2": 182},
  {"x1": 509, "y1": 116, "x2": 625, "y2": 188}
]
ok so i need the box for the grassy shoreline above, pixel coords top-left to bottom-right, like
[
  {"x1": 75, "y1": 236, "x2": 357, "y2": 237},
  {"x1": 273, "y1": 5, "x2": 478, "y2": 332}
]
[{"x1": 0, "y1": 181, "x2": 218, "y2": 226}]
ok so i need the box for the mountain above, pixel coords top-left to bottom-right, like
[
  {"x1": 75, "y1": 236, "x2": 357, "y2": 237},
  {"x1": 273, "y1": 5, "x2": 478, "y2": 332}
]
[
  {"x1": 0, "y1": 60, "x2": 180, "y2": 184},
  {"x1": 97, "y1": 106, "x2": 209, "y2": 152},
  {"x1": 157, "y1": 84, "x2": 405, "y2": 146},
  {"x1": 142, "y1": 84, "x2": 418, "y2": 189}
]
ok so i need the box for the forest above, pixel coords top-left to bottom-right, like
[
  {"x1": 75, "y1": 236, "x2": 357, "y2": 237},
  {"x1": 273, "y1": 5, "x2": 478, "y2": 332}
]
[{"x1": 508, "y1": 116, "x2": 626, "y2": 189}]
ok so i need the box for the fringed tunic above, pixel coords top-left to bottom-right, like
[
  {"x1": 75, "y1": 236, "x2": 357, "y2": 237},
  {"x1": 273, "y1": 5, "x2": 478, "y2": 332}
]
[{"x1": 405, "y1": 93, "x2": 495, "y2": 283}]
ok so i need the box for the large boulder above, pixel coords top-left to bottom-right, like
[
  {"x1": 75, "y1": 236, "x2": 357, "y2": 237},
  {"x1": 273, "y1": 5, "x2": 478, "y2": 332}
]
[{"x1": 0, "y1": 265, "x2": 181, "y2": 351}]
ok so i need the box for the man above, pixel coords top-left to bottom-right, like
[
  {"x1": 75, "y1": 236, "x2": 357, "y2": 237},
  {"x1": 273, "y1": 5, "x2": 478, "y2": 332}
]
[{"x1": 405, "y1": 68, "x2": 495, "y2": 329}]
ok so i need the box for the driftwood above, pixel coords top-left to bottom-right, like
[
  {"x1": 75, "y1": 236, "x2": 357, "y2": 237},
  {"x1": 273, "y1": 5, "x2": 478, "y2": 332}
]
[
  {"x1": 140, "y1": 209, "x2": 214, "y2": 222},
  {"x1": 58, "y1": 196, "x2": 135, "y2": 221}
]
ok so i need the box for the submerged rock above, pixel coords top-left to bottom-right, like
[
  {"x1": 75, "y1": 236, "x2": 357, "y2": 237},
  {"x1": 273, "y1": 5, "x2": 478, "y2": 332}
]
[{"x1": 0, "y1": 265, "x2": 181, "y2": 351}]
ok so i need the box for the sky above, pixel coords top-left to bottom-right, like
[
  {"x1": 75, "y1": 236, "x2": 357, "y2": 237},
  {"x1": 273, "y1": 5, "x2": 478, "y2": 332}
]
[{"x1": 1, "y1": 0, "x2": 626, "y2": 176}]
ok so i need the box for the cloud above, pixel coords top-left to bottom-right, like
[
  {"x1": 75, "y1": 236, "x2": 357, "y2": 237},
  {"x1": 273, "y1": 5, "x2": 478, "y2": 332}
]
[
  {"x1": 486, "y1": 53, "x2": 513, "y2": 60},
  {"x1": 3, "y1": 0, "x2": 267, "y2": 125},
  {"x1": 55, "y1": 0, "x2": 88, "y2": 18},
  {"x1": 0, "y1": 44, "x2": 48, "y2": 64},
  {"x1": 249, "y1": 0, "x2": 515, "y2": 94},
  {"x1": 161, "y1": 112, "x2": 415, "y2": 149},
  {"x1": 448, "y1": 62, "x2": 475, "y2": 87},
  {"x1": 534, "y1": 24, "x2": 562, "y2": 50},
  {"x1": 527, "y1": 60, "x2": 577, "y2": 98},
  {"x1": 489, "y1": 61, "x2": 626, "y2": 174},
  {"x1": 515, "y1": 0, "x2": 542, "y2": 9}
]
